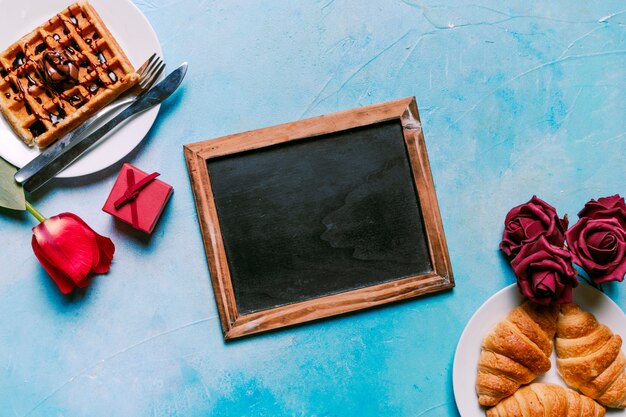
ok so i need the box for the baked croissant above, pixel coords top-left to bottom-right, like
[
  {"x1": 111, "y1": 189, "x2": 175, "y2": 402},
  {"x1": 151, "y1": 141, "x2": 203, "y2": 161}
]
[
  {"x1": 486, "y1": 383, "x2": 606, "y2": 417},
  {"x1": 556, "y1": 303, "x2": 626, "y2": 408},
  {"x1": 477, "y1": 301, "x2": 559, "y2": 406}
]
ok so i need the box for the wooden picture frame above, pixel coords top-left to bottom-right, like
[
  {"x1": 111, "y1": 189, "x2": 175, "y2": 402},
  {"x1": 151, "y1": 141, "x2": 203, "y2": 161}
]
[{"x1": 184, "y1": 97, "x2": 453, "y2": 339}]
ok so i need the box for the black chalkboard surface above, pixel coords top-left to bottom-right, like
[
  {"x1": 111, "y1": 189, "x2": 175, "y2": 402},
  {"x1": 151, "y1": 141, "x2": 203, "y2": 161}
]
[
  {"x1": 185, "y1": 97, "x2": 453, "y2": 339},
  {"x1": 208, "y1": 121, "x2": 432, "y2": 314}
]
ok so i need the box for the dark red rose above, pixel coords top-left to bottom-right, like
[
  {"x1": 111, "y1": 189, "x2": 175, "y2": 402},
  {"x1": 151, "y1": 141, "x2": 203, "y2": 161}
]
[
  {"x1": 32, "y1": 212, "x2": 114, "y2": 294},
  {"x1": 511, "y1": 236, "x2": 578, "y2": 305},
  {"x1": 578, "y1": 194, "x2": 626, "y2": 225},
  {"x1": 566, "y1": 195, "x2": 626, "y2": 284},
  {"x1": 500, "y1": 196, "x2": 568, "y2": 257}
]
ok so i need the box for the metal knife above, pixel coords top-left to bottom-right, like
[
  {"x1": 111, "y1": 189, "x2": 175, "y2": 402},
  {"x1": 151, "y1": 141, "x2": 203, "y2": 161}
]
[{"x1": 18, "y1": 62, "x2": 188, "y2": 192}]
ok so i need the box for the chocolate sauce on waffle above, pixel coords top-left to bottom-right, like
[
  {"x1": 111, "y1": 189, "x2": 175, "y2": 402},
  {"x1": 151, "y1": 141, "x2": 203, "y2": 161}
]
[
  {"x1": 40, "y1": 49, "x2": 80, "y2": 88},
  {"x1": 34, "y1": 43, "x2": 47, "y2": 54},
  {"x1": 28, "y1": 120, "x2": 47, "y2": 137},
  {"x1": 49, "y1": 106, "x2": 66, "y2": 125},
  {"x1": 0, "y1": 2, "x2": 137, "y2": 146},
  {"x1": 12, "y1": 52, "x2": 25, "y2": 69},
  {"x1": 26, "y1": 73, "x2": 37, "y2": 87}
]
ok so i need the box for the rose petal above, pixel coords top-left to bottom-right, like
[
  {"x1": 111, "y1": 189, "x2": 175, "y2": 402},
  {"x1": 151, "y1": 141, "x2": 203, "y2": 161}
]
[
  {"x1": 591, "y1": 242, "x2": 626, "y2": 283},
  {"x1": 516, "y1": 279, "x2": 537, "y2": 302},
  {"x1": 579, "y1": 195, "x2": 625, "y2": 217},
  {"x1": 57, "y1": 213, "x2": 101, "y2": 271},
  {"x1": 75, "y1": 276, "x2": 90, "y2": 288},
  {"x1": 92, "y1": 233, "x2": 114, "y2": 274},
  {"x1": 32, "y1": 235, "x2": 75, "y2": 294},
  {"x1": 587, "y1": 231, "x2": 617, "y2": 264},
  {"x1": 33, "y1": 215, "x2": 96, "y2": 284},
  {"x1": 533, "y1": 270, "x2": 556, "y2": 294},
  {"x1": 501, "y1": 196, "x2": 566, "y2": 258},
  {"x1": 511, "y1": 236, "x2": 577, "y2": 305},
  {"x1": 59, "y1": 213, "x2": 114, "y2": 274},
  {"x1": 519, "y1": 218, "x2": 543, "y2": 240},
  {"x1": 568, "y1": 217, "x2": 626, "y2": 279},
  {"x1": 554, "y1": 286, "x2": 573, "y2": 304}
]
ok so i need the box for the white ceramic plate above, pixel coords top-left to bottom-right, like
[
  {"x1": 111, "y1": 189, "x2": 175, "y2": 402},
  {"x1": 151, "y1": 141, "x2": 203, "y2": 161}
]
[
  {"x1": 0, "y1": 0, "x2": 162, "y2": 178},
  {"x1": 453, "y1": 283, "x2": 626, "y2": 416}
]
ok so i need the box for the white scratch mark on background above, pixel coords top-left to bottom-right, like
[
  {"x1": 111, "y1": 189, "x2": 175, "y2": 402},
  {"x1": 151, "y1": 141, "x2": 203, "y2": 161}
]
[
  {"x1": 399, "y1": 0, "x2": 599, "y2": 27},
  {"x1": 301, "y1": 30, "x2": 414, "y2": 118},
  {"x1": 557, "y1": 26, "x2": 605, "y2": 60},
  {"x1": 599, "y1": 14, "x2": 616, "y2": 23},
  {"x1": 554, "y1": 87, "x2": 584, "y2": 132},
  {"x1": 416, "y1": 401, "x2": 452, "y2": 416},
  {"x1": 393, "y1": 30, "x2": 438, "y2": 86},
  {"x1": 450, "y1": 50, "x2": 626, "y2": 129},
  {"x1": 300, "y1": 75, "x2": 336, "y2": 118},
  {"x1": 597, "y1": 9, "x2": 626, "y2": 23},
  {"x1": 321, "y1": 0, "x2": 336, "y2": 16},
  {"x1": 23, "y1": 316, "x2": 219, "y2": 416},
  {"x1": 603, "y1": 131, "x2": 626, "y2": 143}
]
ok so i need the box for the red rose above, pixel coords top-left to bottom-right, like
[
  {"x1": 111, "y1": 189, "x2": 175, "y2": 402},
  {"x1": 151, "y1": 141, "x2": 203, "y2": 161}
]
[
  {"x1": 510, "y1": 236, "x2": 578, "y2": 305},
  {"x1": 578, "y1": 195, "x2": 626, "y2": 224},
  {"x1": 566, "y1": 195, "x2": 626, "y2": 284},
  {"x1": 32, "y1": 212, "x2": 115, "y2": 294},
  {"x1": 500, "y1": 196, "x2": 568, "y2": 257}
]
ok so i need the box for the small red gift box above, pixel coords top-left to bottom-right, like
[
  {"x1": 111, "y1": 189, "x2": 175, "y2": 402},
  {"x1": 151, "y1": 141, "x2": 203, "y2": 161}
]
[{"x1": 102, "y1": 163, "x2": 173, "y2": 233}]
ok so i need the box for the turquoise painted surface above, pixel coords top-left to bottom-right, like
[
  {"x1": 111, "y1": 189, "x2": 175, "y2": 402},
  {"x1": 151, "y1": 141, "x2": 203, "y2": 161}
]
[{"x1": 1, "y1": 0, "x2": 625, "y2": 415}]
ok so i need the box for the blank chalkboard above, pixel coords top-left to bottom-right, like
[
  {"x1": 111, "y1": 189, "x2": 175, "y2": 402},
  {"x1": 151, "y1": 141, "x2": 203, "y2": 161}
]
[{"x1": 185, "y1": 97, "x2": 453, "y2": 339}]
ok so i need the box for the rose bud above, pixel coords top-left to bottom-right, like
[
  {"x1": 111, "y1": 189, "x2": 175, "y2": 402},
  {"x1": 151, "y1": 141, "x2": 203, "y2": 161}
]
[
  {"x1": 566, "y1": 196, "x2": 626, "y2": 284},
  {"x1": 31, "y1": 212, "x2": 114, "y2": 294},
  {"x1": 510, "y1": 236, "x2": 578, "y2": 305},
  {"x1": 500, "y1": 196, "x2": 568, "y2": 258}
]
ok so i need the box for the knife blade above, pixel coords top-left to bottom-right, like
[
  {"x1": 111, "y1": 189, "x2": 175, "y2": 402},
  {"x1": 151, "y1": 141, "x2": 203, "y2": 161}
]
[
  {"x1": 16, "y1": 95, "x2": 137, "y2": 185},
  {"x1": 19, "y1": 62, "x2": 188, "y2": 192}
]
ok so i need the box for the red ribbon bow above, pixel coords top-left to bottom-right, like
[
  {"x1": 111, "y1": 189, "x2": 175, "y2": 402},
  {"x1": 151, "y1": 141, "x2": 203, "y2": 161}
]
[{"x1": 113, "y1": 169, "x2": 160, "y2": 228}]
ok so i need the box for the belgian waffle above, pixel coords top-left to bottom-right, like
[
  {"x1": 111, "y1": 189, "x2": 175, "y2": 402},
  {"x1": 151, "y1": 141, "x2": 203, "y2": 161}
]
[{"x1": 0, "y1": 1, "x2": 139, "y2": 148}]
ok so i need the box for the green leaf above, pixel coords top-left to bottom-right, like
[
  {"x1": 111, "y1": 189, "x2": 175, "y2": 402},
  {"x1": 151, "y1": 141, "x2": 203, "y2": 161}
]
[{"x1": 0, "y1": 157, "x2": 25, "y2": 211}]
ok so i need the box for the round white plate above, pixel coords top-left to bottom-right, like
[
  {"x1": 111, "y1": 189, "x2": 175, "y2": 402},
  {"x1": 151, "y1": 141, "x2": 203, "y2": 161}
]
[
  {"x1": 0, "y1": 0, "x2": 162, "y2": 178},
  {"x1": 453, "y1": 283, "x2": 626, "y2": 416}
]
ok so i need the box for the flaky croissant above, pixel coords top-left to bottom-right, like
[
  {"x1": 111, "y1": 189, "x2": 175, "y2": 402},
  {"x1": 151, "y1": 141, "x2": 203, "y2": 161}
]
[
  {"x1": 556, "y1": 303, "x2": 626, "y2": 408},
  {"x1": 486, "y1": 383, "x2": 605, "y2": 417},
  {"x1": 477, "y1": 301, "x2": 559, "y2": 406}
]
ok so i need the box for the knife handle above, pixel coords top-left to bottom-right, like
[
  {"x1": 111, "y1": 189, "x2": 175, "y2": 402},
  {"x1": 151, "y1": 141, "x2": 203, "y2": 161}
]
[
  {"x1": 14, "y1": 99, "x2": 132, "y2": 185},
  {"x1": 22, "y1": 101, "x2": 147, "y2": 193}
]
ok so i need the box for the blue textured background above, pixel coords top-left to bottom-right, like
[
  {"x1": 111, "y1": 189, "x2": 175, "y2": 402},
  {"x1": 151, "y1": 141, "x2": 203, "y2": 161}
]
[{"x1": 1, "y1": 0, "x2": 625, "y2": 415}]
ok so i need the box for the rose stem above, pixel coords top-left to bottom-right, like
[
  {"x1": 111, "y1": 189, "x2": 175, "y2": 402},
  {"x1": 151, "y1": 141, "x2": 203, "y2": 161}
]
[
  {"x1": 577, "y1": 273, "x2": 604, "y2": 293},
  {"x1": 25, "y1": 201, "x2": 46, "y2": 223}
]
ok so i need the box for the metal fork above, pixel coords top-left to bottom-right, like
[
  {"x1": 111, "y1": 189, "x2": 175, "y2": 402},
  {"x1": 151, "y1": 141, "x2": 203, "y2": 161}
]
[
  {"x1": 62, "y1": 54, "x2": 165, "y2": 143},
  {"x1": 14, "y1": 54, "x2": 165, "y2": 185}
]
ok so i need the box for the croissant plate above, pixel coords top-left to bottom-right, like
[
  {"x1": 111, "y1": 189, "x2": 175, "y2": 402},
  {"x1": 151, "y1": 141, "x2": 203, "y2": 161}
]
[
  {"x1": 476, "y1": 301, "x2": 559, "y2": 406},
  {"x1": 556, "y1": 303, "x2": 626, "y2": 408},
  {"x1": 486, "y1": 383, "x2": 605, "y2": 417}
]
